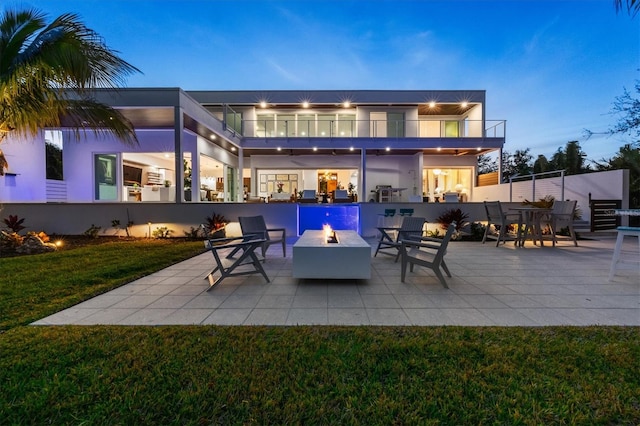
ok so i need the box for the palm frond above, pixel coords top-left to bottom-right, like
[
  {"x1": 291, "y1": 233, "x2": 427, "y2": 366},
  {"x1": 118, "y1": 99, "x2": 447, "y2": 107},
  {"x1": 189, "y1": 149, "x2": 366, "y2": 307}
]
[{"x1": 60, "y1": 98, "x2": 138, "y2": 146}]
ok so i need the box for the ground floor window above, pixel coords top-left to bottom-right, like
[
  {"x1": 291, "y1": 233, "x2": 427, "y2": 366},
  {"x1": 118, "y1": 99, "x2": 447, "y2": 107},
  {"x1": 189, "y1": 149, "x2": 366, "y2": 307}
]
[
  {"x1": 45, "y1": 130, "x2": 63, "y2": 180},
  {"x1": 423, "y1": 167, "x2": 472, "y2": 201},
  {"x1": 95, "y1": 153, "x2": 118, "y2": 201}
]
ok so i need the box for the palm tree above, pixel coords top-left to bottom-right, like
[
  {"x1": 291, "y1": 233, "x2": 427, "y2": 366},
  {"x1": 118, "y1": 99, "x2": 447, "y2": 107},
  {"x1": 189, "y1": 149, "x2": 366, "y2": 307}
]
[
  {"x1": 0, "y1": 7, "x2": 140, "y2": 175},
  {"x1": 615, "y1": 0, "x2": 640, "y2": 16}
]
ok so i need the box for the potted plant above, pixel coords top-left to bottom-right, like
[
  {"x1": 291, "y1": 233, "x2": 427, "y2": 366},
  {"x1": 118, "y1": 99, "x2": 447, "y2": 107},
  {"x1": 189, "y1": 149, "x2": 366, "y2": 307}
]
[{"x1": 204, "y1": 212, "x2": 229, "y2": 238}]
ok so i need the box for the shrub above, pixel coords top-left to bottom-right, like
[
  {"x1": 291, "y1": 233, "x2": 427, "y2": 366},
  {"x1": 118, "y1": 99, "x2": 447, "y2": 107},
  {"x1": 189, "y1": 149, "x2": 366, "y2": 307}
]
[
  {"x1": 204, "y1": 212, "x2": 228, "y2": 234},
  {"x1": 183, "y1": 226, "x2": 201, "y2": 239},
  {"x1": 435, "y1": 208, "x2": 470, "y2": 232},
  {"x1": 83, "y1": 224, "x2": 101, "y2": 239},
  {"x1": 523, "y1": 195, "x2": 555, "y2": 208},
  {"x1": 27, "y1": 231, "x2": 50, "y2": 243},
  {"x1": 152, "y1": 226, "x2": 172, "y2": 239},
  {"x1": 3, "y1": 215, "x2": 25, "y2": 233}
]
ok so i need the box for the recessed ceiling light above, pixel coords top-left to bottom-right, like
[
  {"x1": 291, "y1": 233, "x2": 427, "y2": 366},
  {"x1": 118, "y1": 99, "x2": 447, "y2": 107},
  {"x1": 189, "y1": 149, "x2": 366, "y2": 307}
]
[
  {"x1": 429, "y1": 101, "x2": 436, "y2": 108},
  {"x1": 302, "y1": 101, "x2": 309, "y2": 108},
  {"x1": 349, "y1": 146, "x2": 354, "y2": 151},
  {"x1": 437, "y1": 147, "x2": 442, "y2": 151},
  {"x1": 260, "y1": 101, "x2": 267, "y2": 108},
  {"x1": 476, "y1": 147, "x2": 481, "y2": 151},
  {"x1": 231, "y1": 146, "x2": 236, "y2": 152},
  {"x1": 210, "y1": 134, "x2": 216, "y2": 140},
  {"x1": 312, "y1": 147, "x2": 317, "y2": 151},
  {"x1": 277, "y1": 147, "x2": 282, "y2": 151},
  {"x1": 343, "y1": 101, "x2": 351, "y2": 108},
  {"x1": 385, "y1": 147, "x2": 390, "y2": 152},
  {"x1": 461, "y1": 102, "x2": 468, "y2": 108}
]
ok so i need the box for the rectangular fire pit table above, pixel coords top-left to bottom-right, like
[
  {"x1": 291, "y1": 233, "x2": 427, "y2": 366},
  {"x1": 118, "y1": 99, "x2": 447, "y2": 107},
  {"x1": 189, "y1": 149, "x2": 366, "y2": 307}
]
[{"x1": 293, "y1": 230, "x2": 371, "y2": 279}]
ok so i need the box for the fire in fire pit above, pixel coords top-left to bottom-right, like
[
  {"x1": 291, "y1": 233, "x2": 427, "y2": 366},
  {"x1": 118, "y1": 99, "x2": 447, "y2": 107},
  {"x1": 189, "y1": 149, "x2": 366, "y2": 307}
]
[{"x1": 323, "y1": 224, "x2": 339, "y2": 243}]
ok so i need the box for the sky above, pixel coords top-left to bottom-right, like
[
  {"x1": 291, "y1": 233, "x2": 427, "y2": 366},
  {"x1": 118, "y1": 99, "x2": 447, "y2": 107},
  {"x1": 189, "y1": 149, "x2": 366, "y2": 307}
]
[{"x1": 17, "y1": 0, "x2": 640, "y2": 161}]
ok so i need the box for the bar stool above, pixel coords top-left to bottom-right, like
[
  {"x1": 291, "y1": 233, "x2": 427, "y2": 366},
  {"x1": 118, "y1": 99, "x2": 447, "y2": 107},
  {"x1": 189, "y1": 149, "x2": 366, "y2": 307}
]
[
  {"x1": 608, "y1": 226, "x2": 640, "y2": 281},
  {"x1": 399, "y1": 208, "x2": 414, "y2": 217},
  {"x1": 377, "y1": 209, "x2": 397, "y2": 228}
]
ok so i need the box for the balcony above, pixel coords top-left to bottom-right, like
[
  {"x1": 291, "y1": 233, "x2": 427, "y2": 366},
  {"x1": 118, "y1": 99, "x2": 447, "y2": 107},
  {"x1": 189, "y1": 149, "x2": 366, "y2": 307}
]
[{"x1": 240, "y1": 119, "x2": 505, "y2": 139}]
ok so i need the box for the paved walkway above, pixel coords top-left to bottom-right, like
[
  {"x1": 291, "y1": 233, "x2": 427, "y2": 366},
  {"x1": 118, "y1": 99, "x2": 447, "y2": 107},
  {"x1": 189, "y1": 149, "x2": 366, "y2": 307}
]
[{"x1": 34, "y1": 235, "x2": 639, "y2": 326}]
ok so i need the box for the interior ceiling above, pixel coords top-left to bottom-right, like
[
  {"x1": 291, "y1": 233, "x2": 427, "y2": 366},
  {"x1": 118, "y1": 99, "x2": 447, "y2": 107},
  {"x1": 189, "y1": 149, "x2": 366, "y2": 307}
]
[{"x1": 124, "y1": 152, "x2": 223, "y2": 176}]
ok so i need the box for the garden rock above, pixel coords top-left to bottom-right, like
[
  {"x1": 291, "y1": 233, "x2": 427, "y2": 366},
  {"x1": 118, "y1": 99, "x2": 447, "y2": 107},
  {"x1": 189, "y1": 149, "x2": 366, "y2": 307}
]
[{"x1": 15, "y1": 234, "x2": 57, "y2": 254}]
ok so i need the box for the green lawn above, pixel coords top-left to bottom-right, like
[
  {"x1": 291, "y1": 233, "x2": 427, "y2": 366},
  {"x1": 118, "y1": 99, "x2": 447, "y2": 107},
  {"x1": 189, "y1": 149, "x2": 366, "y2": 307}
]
[
  {"x1": 0, "y1": 239, "x2": 204, "y2": 331},
  {"x1": 1, "y1": 240, "x2": 638, "y2": 424}
]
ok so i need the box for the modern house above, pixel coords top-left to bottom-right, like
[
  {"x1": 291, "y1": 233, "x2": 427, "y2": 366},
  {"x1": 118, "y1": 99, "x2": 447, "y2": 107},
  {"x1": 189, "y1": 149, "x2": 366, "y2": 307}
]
[{"x1": 0, "y1": 89, "x2": 506, "y2": 205}]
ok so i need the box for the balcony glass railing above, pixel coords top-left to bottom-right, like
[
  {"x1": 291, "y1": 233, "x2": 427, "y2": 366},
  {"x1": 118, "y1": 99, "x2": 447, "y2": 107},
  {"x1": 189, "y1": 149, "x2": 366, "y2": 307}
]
[{"x1": 241, "y1": 119, "x2": 505, "y2": 138}]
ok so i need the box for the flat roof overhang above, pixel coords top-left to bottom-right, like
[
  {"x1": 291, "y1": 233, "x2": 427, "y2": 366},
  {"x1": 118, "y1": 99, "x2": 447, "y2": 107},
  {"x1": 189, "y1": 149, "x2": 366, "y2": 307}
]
[
  {"x1": 60, "y1": 88, "x2": 242, "y2": 153},
  {"x1": 239, "y1": 136, "x2": 503, "y2": 157},
  {"x1": 187, "y1": 89, "x2": 486, "y2": 106}
]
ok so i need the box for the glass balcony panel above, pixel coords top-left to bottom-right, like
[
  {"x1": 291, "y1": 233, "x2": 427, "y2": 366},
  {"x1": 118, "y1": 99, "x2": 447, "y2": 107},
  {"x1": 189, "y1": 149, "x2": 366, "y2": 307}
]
[
  {"x1": 256, "y1": 114, "x2": 274, "y2": 137},
  {"x1": 318, "y1": 114, "x2": 334, "y2": 137},
  {"x1": 337, "y1": 114, "x2": 355, "y2": 137},
  {"x1": 298, "y1": 115, "x2": 315, "y2": 137}
]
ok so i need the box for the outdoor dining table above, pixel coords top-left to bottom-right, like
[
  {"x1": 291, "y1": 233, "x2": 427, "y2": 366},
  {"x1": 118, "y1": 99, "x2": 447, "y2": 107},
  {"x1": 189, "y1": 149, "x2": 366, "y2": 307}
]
[{"x1": 509, "y1": 206, "x2": 552, "y2": 247}]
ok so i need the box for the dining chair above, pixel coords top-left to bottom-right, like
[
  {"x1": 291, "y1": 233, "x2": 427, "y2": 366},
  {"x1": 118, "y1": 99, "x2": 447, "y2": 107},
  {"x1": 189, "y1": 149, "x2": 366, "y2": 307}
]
[
  {"x1": 541, "y1": 200, "x2": 578, "y2": 246},
  {"x1": 482, "y1": 201, "x2": 521, "y2": 246},
  {"x1": 374, "y1": 216, "x2": 426, "y2": 261},
  {"x1": 401, "y1": 223, "x2": 456, "y2": 288}
]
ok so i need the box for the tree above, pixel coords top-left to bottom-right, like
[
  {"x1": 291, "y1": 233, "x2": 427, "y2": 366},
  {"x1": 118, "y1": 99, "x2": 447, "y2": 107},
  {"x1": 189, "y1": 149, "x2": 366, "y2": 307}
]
[
  {"x1": 533, "y1": 154, "x2": 550, "y2": 174},
  {"x1": 477, "y1": 153, "x2": 498, "y2": 175},
  {"x1": 614, "y1": 0, "x2": 640, "y2": 17},
  {"x1": 502, "y1": 149, "x2": 533, "y2": 181},
  {"x1": 593, "y1": 144, "x2": 640, "y2": 208},
  {"x1": 607, "y1": 81, "x2": 640, "y2": 144},
  {"x1": 0, "y1": 7, "x2": 140, "y2": 175},
  {"x1": 564, "y1": 140, "x2": 589, "y2": 175}
]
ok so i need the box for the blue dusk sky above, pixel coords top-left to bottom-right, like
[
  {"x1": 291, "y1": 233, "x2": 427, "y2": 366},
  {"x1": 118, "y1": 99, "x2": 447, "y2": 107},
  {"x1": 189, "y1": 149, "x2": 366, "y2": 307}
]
[{"x1": 18, "y1": 0, "x2": 640, "y2": 161}]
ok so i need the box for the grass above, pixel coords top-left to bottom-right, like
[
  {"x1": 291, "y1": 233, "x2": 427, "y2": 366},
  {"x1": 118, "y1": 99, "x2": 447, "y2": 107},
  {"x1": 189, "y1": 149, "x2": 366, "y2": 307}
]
[
  {"x1": 1, "y1": 326, "x2": 638, "y2": 424},
  {"x1": 0, "y1": 238, "x2": 204, "y2": 331},
  {"x1": 1, "y1": 239, "x2": 639, "y2": 424}
]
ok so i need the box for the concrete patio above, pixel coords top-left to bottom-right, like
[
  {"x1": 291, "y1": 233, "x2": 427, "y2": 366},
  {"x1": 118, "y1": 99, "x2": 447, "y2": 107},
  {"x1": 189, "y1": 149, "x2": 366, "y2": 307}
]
[{"x1": 34, "y1": 234, "x2": 639, "y2": 327}]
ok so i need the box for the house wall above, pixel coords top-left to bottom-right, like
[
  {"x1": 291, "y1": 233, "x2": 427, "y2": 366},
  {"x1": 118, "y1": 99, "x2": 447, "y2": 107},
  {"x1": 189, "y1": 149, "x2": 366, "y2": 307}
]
[
  {"x1": 0, "y1": 201, "x2": 493, "y2": 239},
  {"x1": 0, "y1": 133, "x2": 47, "y2": 202}
]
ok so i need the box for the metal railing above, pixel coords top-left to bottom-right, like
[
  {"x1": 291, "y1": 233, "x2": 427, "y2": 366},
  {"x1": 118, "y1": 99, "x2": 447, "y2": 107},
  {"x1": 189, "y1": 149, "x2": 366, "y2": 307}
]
[
  {"x1": 509, "y1": 170, "x2": 566, "y2": 202},
  {"x1": 239, "y1": 119, "x2": 505, "y2": 139}
]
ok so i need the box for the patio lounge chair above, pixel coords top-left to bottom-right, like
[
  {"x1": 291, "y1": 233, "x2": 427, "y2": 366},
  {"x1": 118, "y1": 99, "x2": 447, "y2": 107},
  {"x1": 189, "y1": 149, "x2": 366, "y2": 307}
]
[
  {"x1": 374, "y1": 216, "x2": 426, "y2": 262},
  {"x1": 540, "y1": 200, "x2": 578, "y2": 247},
  {"x1": 401, "y1": 223, "x2": 456, "y2": 288},
  {"x1": 235, "y1": 215, "x2": 286, "y2": 258},
  {"x1": 482, "y1": 201, "x2": 521, "y2": 246},
  {"x1": 203, "y1": 236, "x2": 269, "y2": 290}
]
